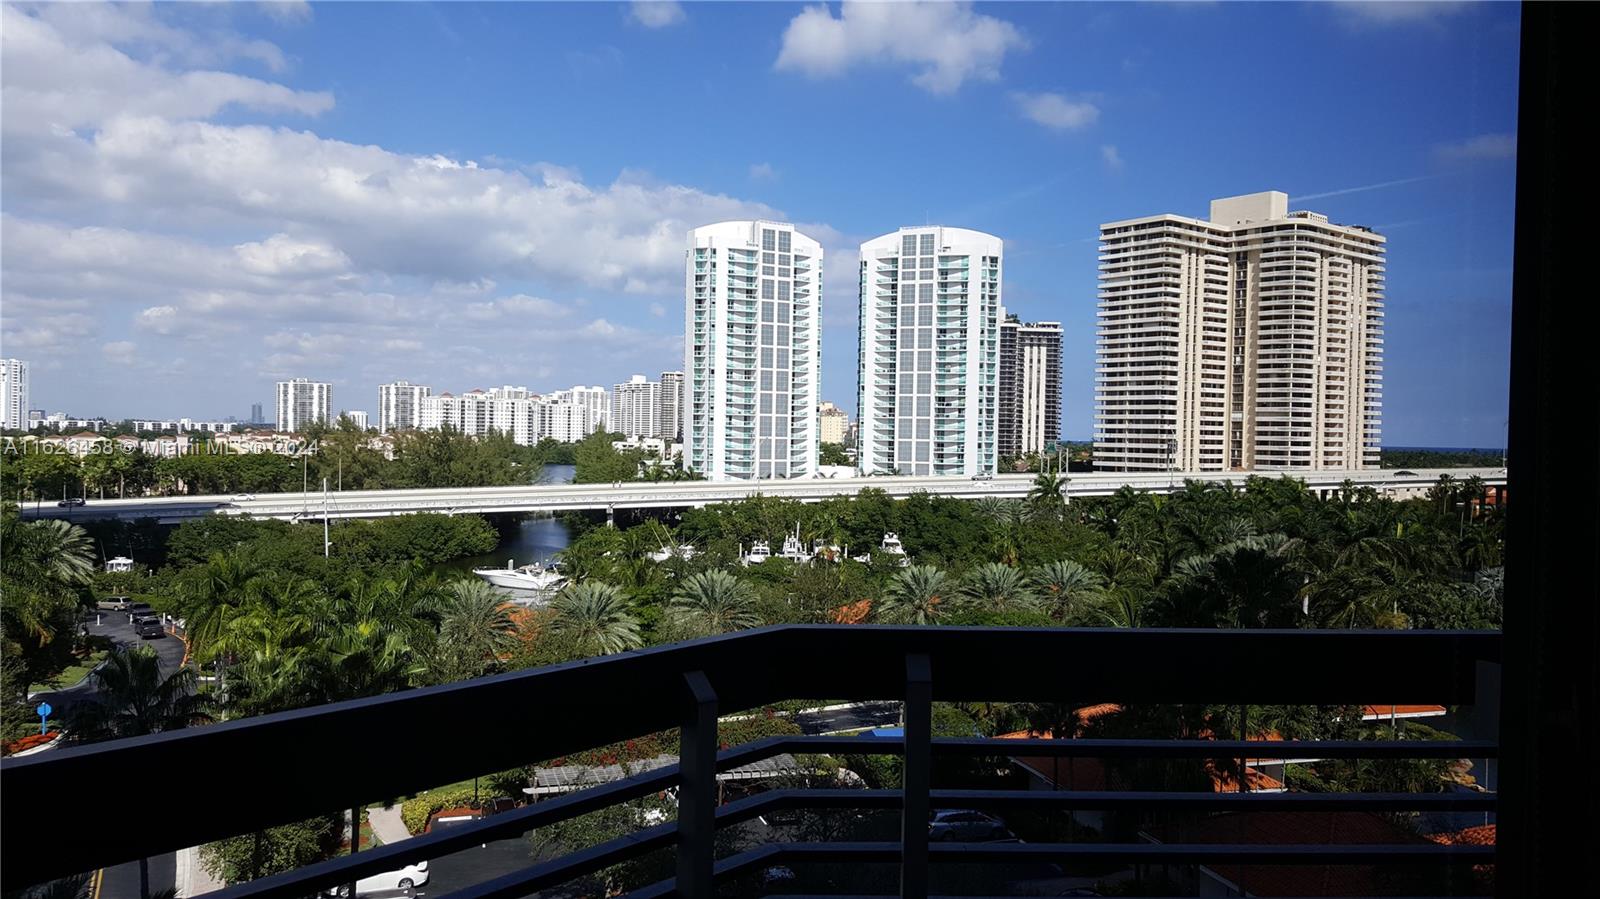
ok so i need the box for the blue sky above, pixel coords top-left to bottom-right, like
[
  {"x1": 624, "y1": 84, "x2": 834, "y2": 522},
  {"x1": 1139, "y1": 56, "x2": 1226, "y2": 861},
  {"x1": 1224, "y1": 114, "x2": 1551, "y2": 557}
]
[{"x1": 0, "y1": 1, "x2": 1520, "y2": 446}]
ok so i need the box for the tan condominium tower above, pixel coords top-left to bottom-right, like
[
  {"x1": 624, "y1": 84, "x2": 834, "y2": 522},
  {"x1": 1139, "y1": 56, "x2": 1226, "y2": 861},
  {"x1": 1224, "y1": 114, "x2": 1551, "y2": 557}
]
[{"x1": 1095, "y1": 190, "x2": 1384, "y2": 472}]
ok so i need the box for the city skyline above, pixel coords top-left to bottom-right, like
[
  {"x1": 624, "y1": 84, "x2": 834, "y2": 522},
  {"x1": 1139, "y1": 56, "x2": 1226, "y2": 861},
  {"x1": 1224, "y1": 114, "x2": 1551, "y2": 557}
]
[{"x1": 0, "y1": 2, "x2": 1519, "y2": 445}]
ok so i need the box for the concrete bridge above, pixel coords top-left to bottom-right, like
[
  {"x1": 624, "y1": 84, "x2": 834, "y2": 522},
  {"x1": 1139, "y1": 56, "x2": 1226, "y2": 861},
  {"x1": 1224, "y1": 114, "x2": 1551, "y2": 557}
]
[{"x1": 18, "y1": 468, "x2": 1506, "y2": 524}]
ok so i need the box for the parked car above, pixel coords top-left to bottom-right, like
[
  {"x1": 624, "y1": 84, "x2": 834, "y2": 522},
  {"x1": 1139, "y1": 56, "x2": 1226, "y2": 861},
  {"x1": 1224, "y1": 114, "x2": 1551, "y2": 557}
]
[
  {"x1": 97, "y1": 596, "x2": 131, "y2": 611},
  {"x1": 928, "y1": 809, "x2": 1008, "y2": 841},
  {"x1": 57, "y1": 498, "x2": 86, "y2": 508},
  {"x1": 126, "y1": 602, "x2": 153, "y2": 620},
  {"x1": 356, "y1": 861, "x2": 429, "y2": 895},
  {"x1": 134, "y1": 617, "x2": 166, "y2": 639}
]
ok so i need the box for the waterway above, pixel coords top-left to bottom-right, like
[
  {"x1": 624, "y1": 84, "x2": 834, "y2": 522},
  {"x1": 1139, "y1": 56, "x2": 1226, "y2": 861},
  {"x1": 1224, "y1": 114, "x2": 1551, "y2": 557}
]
[{"x1": 432, "y1": 464, "x2": 576, "y2": 584}]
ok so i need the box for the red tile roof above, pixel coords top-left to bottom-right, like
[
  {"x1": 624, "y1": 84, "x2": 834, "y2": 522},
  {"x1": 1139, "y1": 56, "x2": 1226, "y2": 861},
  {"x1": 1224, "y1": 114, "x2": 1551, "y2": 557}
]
[{"x1": 1362, "y1": 704, "x2": 1448, "y2": 719}]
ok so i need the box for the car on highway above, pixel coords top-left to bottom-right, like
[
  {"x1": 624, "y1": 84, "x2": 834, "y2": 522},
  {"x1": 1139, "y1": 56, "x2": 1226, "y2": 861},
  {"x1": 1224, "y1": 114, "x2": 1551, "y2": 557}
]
[
  {"x1": 232, "y1": 493, "x2": 256, "y2": 501},
  {"x1": 928, "y1": 809, "x2": 1009, "y2": 841},
  {"x1": 134, "y1": 617, "x2": 166, "y2": 639},
  {"x1": 970, "y1": 472, "x2": 994, "y2": 481},
  {"x1": 1394, "y1": 470, "x2": 1418, "y2": 476},
  {"x1": 57, "y1": 498, "x2": 87, "y2": 508},
  {"x1": 97, "y1": 596, "x2": 131, "y2": 611},
  {"x1": 356, "y1": 861, "x2": 429, "y2": 895}
]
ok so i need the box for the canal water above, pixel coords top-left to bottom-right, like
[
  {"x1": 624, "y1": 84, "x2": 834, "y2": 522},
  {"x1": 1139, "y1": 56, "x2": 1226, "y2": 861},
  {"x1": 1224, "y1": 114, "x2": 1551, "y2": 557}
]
[{"x1": 432, "y1": 464, "x2": 576, "y2": 581}]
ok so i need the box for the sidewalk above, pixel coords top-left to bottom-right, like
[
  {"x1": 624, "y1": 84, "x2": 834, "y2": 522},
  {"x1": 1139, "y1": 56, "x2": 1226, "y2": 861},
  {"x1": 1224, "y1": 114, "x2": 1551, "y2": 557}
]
[
  {"x1": 175, "y1": 846, "x2": 225, "y2": 897},
  {"x1": 367, "y1": 804, "x2": 411, "y2": 845}
]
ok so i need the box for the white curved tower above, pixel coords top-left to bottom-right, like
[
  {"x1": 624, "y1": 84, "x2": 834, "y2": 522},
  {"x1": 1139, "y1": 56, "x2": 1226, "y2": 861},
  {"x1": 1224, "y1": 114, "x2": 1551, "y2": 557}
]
[
  {"x1": 856, "y1": 226, "x2": 1004, "y2": 477},
  {"x1": 685, "y1": 221, "x2": 822, "y2": 480}
]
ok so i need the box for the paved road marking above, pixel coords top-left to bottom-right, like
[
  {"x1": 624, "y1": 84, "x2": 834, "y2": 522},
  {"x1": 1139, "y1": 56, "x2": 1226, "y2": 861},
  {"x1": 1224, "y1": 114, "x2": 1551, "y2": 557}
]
[{"x1": 89, "y1": 866, "x2": 103, "y2": 899}]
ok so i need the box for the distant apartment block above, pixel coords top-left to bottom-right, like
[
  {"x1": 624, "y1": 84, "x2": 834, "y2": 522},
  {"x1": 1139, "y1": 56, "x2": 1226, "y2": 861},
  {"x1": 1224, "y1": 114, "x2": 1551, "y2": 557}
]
[
  {"x1": 249, "y1": 402, "x2": 265, "y2": 424},
  {"x1": 27, "y1": 414, "x2": 107, "y2": 433},
  {"x1": 686, "y1": 220, "x2": 821, "y2": 480},
  {"x1": 998, "y1": 316, "x2": 1063, "y2": 459},
  {"x1": 856, "y1": 226, "x2": 1003, "y2": 477},
  {"x1": 659, "y1": 370, "x2": 684, "y2": 443},
  {"x1": 419, "y1": 386, "x2": 538, "y2": 445},
  {"x1": 1095, "y1": 191, "x2": 1384, "y2": 472},
  {"x1": 611, "y1": 375, "x2": 661, "y2": 440},
  {"x1": 377, "y1": 380, "x2": 432, "y2": 433},
  {"x1": 275, "y1": 378, "x2": 333, "y2": 434},
  {"x1": 1, "y1": 359, "x2": 28, "y2": 430},
  {"x1": 817, "y1": 401, "x2": 848, "y2": 445},
  {"x1": 130, "y1": 419, "x2": 238, "y2": 434},
  {"x1": 342, "y1": 410, "x2": 370, "y2": 430}
]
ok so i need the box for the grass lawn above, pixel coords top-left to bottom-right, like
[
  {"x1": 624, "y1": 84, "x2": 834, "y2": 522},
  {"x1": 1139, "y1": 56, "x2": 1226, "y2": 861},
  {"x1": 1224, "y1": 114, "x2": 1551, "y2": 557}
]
[{"x1": 48, "y1": 649, "x2": 109, "y2": 688}]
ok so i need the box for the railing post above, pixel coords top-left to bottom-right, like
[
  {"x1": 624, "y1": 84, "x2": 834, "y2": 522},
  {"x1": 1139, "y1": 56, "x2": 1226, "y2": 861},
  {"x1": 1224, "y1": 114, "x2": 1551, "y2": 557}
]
[
  {"x1": 901, "y1": 653, "x2": 932, "y2": 899},
  {"x1": 677, "y1": 670, "x2": 718, "y2": 898}
]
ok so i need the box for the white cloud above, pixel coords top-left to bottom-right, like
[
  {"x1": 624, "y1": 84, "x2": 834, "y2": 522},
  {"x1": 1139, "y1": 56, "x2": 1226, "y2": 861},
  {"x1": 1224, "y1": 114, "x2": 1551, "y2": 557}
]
[
  {"x1": 1333, "y1": 1, "x2": 1470, "y2": 27},
  {"x1": 383, "y1": 339, "x2": 423, "y2": 352},
  {"x1": 136, "y1": 306, "x2": 179, "y2": 334},
  {"x1": 649, "y1": 302, "x2": 667, "y2": 318},
  {"x1": 629, "y1": 1, "x2": 686, "y2": 29},
  {"x1": 749, "y1": 162, "x2": 776, "y2": 180},
  {"x1": 259, "y1": 2, "x2": 314, "y2": 25},
  {"x1": 1012, "y1": 92, "x2": 1100, "y2": 131},
  {"x1": 775, "y1": 1, "x2": 1027, "y2": 95},
  {"x1": 581, "y1": 319, "x2": 619, "y2": 338},
  {"x1": 102, "y1": 341, "x2": 138, "y2": 365},
  {"x1": 1435, "y1": 132, "x2": 1517, "y2": 163},
  {"x1": 1101, "y1": 144, "x2": 1124, "y2": 172}
]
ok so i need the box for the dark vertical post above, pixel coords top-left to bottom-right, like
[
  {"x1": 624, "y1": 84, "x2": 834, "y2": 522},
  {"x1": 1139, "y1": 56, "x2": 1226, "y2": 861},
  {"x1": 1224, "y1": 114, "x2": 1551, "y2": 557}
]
[
  {"x1": 677, "y1": 670, "x2": 718, "y2": 898},
  {"x1": 138, "y1": 857, "x2": 149, "y2": 899},
  {"x1": 901, "y1": 653, "x2": 932, "y2": 899},
  {"x1": 1501, "y1": 5, "x2": 1600, "y2": 895}
]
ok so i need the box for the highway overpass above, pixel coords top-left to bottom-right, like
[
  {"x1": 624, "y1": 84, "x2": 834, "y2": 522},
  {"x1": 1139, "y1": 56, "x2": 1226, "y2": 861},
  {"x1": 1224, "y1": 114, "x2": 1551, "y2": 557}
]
[{"x1": 17, "y1": 467, "x2": 1506, "y2": 524}]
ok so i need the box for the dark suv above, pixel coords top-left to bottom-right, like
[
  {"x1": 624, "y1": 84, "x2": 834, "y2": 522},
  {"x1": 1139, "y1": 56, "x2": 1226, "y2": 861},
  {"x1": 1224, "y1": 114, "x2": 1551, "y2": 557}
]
[{"x1": 134, "y1": 617, "x2": 166, "y2": 639}]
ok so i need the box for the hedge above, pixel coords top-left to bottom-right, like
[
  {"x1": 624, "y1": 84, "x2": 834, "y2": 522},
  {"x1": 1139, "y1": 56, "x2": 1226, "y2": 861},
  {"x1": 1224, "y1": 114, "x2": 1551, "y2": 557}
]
[{"x1": 400, "y1": 786, "x2": 481, "y2": 836}]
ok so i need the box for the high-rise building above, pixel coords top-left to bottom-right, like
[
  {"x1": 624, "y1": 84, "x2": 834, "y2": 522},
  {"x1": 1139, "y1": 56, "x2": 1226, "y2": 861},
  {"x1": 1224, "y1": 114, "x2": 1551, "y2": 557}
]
[
  {"x1": 275, "y1": 378, "x2": 332, "y2": 433},
  {"x1": 817, "y1": 401, "x2": 848, "y2": 445},
  {"x1": 611, "y1": 375, "x2": 661, "y2": 440},
  {"x1": 341, "y1": 410, "x2": 370, "y2": 430},
  {"x1": 1, "y1": 359, "x2": 29, "y2": 430},
  {"x1": 547, "y1": 386, "x2": 609, "y2": 431},
  {"x1": 249, "y1": 402, "x2": 264, "y2": 424},
  {"x1": 998, "y1": 317, "x2": 1063, "y2": 459},
  {"x1": 856, "y1": 226, "x2": 1004, "y2": 477},
  {"x1": 1095, "y1": 191, "x2": 1384, "y2": 472},
  {"x1": 378, "y1": 380, "x2": 432, "y2": 433},
  {"x1": 659, "y1": 371, "x2": 684, "y2": 443},
  {"x1": 419, "y1": 386, "x2": 537, "y2": 445},
  {"x1": 685, "y1": 220, "x2": 821, "y2": 480}
]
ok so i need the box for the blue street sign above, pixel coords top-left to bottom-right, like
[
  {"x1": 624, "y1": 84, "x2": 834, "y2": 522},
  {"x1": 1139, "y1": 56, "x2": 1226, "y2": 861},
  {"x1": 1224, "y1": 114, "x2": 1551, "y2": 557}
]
[{"x1": 35, "y1": 702, "x2": 51, "y2": 736}]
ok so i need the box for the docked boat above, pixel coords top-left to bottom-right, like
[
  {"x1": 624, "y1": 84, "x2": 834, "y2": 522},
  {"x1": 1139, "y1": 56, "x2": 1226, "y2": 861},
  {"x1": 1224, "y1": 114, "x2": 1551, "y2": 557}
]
[
  {"x1": 472, "y1": 559, "x2": 566, "y2": 592},
  {"x1": 647, "y1": 543, "x2": 700, "y2": 563},
  {"x1": 742, "y1": 540, "x2": 772, "y2": 566},
  {"x1": 779, "y1": 531, "x2": 811, "y2": 563},
  {"x1": 852, "y1": 532, "x2": 910, "y2": 566}
]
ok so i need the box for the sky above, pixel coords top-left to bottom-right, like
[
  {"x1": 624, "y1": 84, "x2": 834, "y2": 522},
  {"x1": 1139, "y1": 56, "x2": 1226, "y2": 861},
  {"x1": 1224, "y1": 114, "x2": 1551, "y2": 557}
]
[{"x1": 0, "y1": 1, "x2": 1520, "y2": 446}]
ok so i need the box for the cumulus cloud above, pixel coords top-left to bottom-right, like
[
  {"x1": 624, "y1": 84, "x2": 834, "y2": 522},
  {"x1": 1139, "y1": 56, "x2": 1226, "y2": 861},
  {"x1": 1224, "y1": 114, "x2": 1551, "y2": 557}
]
[
  {"x1": 775, "y1": 1, "x2": 1027, "y2": 94},
  {"x1": 1435, "y1": 132, "x2": 1516, "y2": 163},
  {"x1": 136, "y1": 306, "x2": 180, "y2": 334},
  {"x1": 629, "y1": 1, "x2": 686, "y2": 29},
  {"x1": 1012, "y1": 92, "x2": 1100, "y2": 131},
  {"x1": 1101, "y1": 144, "x2": 1124, "y2": 172},
  {"x1": 749, "y1": 162, "x2": 776, "y2": 180}
]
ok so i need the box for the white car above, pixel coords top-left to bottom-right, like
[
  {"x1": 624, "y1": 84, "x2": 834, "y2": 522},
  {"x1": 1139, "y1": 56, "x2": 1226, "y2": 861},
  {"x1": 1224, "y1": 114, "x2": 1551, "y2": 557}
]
[
  {"x1": 356, "y1": 861, "x2": 428, "y2": 895},
  {"x1": 232, "y1": 493, "x2": 256, "y2": 501}
]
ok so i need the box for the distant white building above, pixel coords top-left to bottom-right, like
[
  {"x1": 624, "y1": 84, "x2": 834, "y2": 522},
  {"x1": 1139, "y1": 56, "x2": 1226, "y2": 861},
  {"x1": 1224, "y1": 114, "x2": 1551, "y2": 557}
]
[
  {"x1": 1, "y1": 359, "x2": 27, "y2": 430},
  {"x1": 341, "y1": 410, "x2": 370, "y2": 430},
  {"x1": 130, "y1": 419, "x2": 238, "y2": 434},
  {"x1": 377, "y1": 380, "x2": 432, "y2": 433},
  {"x1": 419, "y1": 387, "x2": 538, "y2": 445},
  {"x1": 275, "y1": 379, "x2": 333, "y2": 434},
  {"x1": 105, "y1": 556, "x2": 134, "y2": 573},
  {"x1": 611, "y1": 375, "x2": 661, "y2": 440},
  {"x1": 659, "y1": 370, "x2": 684, "y2": 443},
  {"x1": 29, "y1": 414, "x2": 109, "y2": 432}
]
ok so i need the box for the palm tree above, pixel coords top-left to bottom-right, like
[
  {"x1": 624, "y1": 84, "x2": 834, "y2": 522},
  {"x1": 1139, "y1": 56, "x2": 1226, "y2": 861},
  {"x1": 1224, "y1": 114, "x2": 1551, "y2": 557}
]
[
  {"x1": 175, "y1": 554, "x2": 263, "y2": 665},
  {"x1": 1027, "y1": 471, "x2": 1067, "y2": 517},
  {"x1": 428, "y1": 579, "x2": 519, "y2": 683},
  {"x1": 878, "y1": 565, "x2": 953, "y2": 625},
  {"x1": 972, "y1": 499, "x2": 1031, "y2": 565},
  {"x1": 1, "y1": 517, "x2": 96, "y2": 588},
  {"x1": 550, "y1": 582, "x2": 642, "y2": 655},
  {"x1": 1029, "y1": 560, "x2": 1105, "y2": 623},
  {"x1": 667, "y1": 570, "x2": 762, "y2": 638},
  {"x1": 960, "y1": 563, "x2": 1038, "y2": 613},
  {"x1": 71, "y1": 647, "x2": 211, "y2": 741}
]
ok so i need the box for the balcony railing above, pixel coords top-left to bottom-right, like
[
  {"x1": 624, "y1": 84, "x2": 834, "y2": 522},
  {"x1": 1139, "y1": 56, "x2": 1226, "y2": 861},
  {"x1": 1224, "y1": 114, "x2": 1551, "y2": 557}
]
[{"x1": 1, "y1": 626, "x2": 1500, "y2": 898}]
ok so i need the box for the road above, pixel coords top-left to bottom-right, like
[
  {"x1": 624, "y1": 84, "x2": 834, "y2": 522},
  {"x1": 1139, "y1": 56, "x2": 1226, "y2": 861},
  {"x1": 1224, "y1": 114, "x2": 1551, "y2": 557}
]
[
  {"x1": 35, "y1": 612, "x2": 187, "y2": 899},
  {"x1": 17, "y1": 467, "x2": 1507, "y2": 523}
]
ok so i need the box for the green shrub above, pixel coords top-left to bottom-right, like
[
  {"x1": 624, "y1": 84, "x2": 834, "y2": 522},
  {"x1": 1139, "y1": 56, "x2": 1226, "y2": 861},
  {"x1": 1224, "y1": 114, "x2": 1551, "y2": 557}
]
[{"x1": 400, "y1": 786, "x2": 480, "y2": 835}]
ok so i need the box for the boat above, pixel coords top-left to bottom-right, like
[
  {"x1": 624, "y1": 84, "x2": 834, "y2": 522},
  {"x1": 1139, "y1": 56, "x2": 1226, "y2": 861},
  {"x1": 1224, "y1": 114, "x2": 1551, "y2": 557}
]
[
  {"x1": 647, "y1": 543, "x2": 700, "y2": 563},
  {"x1": 852, "y1": 532, "x2": 910, "y2": 567},
  {"x1": 742, "y1": 540, "x2": 772, "y2": 566},
  {"x1": 472, "y1": 559, "x2": 566, "y2": 592},
  {"x1": 779, "y1": 530, "x2": 810, "y2": 563}
]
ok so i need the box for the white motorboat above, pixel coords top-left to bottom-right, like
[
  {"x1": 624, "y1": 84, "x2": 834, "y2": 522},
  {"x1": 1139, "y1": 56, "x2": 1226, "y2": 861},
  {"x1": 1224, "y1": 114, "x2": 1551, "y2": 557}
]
[
  {"x1": 472, "y1": 559, "x2": 566, "y2": 592},
  {"x1": 647, "y1": 543, "x2": 700, "y2": 563},
  {"x1": 742, "y1": 540, "x2": 772, "y2": 566},
  {"x1": 779, "y1": 532, "x2": 810, "y2": 563},
  {"x1": 852, "y1": 532, "x2": 910, "y2": 566}
]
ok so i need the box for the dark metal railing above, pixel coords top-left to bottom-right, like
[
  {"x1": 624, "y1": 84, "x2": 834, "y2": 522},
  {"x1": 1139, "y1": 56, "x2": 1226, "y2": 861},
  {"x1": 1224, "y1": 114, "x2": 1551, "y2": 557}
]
[{"x1": 1, "y1": 626, "x2": 1501, "y2": 897}]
